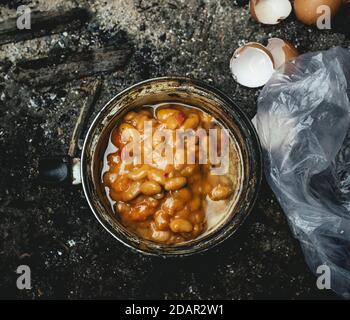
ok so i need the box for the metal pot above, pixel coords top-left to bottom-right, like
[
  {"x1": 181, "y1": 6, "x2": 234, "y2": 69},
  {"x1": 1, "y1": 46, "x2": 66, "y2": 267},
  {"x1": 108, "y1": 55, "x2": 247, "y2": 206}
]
[{"x1": 79, "y1": 77, "x2": 262, "y2": 256}]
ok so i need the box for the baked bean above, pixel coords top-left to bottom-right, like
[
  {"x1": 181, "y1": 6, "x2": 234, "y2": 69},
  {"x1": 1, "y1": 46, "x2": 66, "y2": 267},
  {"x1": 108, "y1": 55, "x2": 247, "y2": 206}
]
[
  {"x1": 107, "y1": 164, "x2": 122, "y2": 176},
  {"x1": 119, "y1": 122, "x2": 135, "y2": 135},
  {"x1": 210, "y1": 185, "x2": 233, "y2": 201},
  {"x1": 173, "y1": 187, "x2": 192, "y2": 202},
  {"x1": 129, "y1": 202, "x2": 157, "y2": 221},
  {"x1": 162, "y1": 197, "x2": 185, "y2": 214},
  {"x1": 170, "y1": 218, "x2": 193, "y2": 233},
  {"x1": 154, "y1": 210, "x2": 170, "y2": 230},
  {"x1": 174, "y1": 206, "x2": 190, "y2": 219},
  {"x1": 189, "y1": 210, "x2": 205, "y2": 224},
  {"x1": 191, "y1": 180, "x2": 204, "y2": 195},
  {"x1": 164, "y1": 164, "x2": 175, "y2": 174},
  {"x1": 131, "y1": 194, "x2": 147, "y2": 204},
  {"x1": 220, "y1": 175, "x2": 233, "y2": 187},
  {"x1": 135, "y1": 114, "x2": 150, "y2": 131},
  {"x1": 164, "y1": 177, "x2": 187, "y2": 191},
  {"x1": 192, "y1": 223, "x2": 203, "y2": 236},
  {"x1": 120, "y1": 181, "x2": 142, "y2": 202},
  {"x1": 103, "y1": 172, "x2": 117, "y2": 186},
  {"x1": 157, "y1": 109, "x2": 186, "y2": 129},
  {"x1": 147, "y1": 168, "x2": 167, "y2": 185},
  {"x1": 152, "y1": 230, "x2": 171, "y2": 242},
  {"x1": 107, "y1": 152, "x2": 121, "y2": 166},
  {"x1": 112, "y1": 122, "x2": 139, "y2": 148},
  {"x1": 102, "y1": 104, "x2": 239, "y2": 244},
  {"x1": 124, "y1": 111, "x2": 137, "y2": 121},
  {"x1": 189, "y1": 196, "x2": 201, "y2": 211},
  {"x1": 157, "y1": 108, "x2": 178, "y2": 122},
  {"x1": 164, "y1": 114, "x2": 185, "y2": 130},
  {"x1": 207, "y1": 174, "x2": 220, "y2": 186},
  {"x1": 140, "y1": 180, "x2": 162, "y2": 196},
  {"x1": 139, "y1": 109, "x2": 152, "y2": 117},
  {"x1": 146, "y1": 197, "x2": 159, "y2": 208},
  {"x1": 151, "y1": 223, "x2": 171, "y2": 242},
  {"x1": 116, "y1": 202, "x2": 130, "y2": 214},
  {"x1": 182, "y1": 113, "x2": 199, "y2": 130},
  {"x1": 153, "y1": 191, "x2": 165, "y2": 199},
  {"x1": 180, "y1": 165, "x2": 196, "y2": 177},
  {"x1": 110, "y1": 175, "x2": 130, "y2": 192},
  {"x1": 200, "y1": 112, "x2": 213, "y2": 129},
  {"x1": 127, "y1": 165, "x2": 149, "y2": 181}
]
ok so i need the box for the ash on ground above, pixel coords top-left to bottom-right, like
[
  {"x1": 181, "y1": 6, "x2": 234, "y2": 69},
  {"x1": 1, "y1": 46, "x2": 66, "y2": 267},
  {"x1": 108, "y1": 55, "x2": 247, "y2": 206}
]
[{"x1": 1, "y1": 0, "x2": 348, "y2": 299}]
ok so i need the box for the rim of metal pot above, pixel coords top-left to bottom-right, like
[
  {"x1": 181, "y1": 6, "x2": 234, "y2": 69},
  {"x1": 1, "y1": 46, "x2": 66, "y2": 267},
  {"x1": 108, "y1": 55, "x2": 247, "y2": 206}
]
[{"x1": 81, "y1": 76, "x2": 263, "y2": 257}]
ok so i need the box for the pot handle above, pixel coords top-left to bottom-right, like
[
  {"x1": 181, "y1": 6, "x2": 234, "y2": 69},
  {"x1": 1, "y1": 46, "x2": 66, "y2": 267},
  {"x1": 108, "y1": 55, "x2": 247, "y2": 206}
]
[
  {"x1": 72, "y1": 157, "x2": 81, "y2": 185},
  {"x1": 38, "y1": 156, "x2": 81, "y2": 185},
  {"x1": 37, "y1": 80, "x2": 101, "y2": 186}
]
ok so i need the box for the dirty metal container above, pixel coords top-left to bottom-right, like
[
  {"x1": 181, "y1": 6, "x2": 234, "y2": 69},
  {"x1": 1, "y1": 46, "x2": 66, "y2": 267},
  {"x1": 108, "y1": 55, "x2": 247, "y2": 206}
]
[{"x1": 81, "y1": 77, "x2": 262, "y2": 256}]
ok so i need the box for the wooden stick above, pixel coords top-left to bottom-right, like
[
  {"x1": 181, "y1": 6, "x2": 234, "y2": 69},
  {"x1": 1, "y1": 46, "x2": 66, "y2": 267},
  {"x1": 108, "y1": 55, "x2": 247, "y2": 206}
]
[
  {"x1": 14, "y1": 44, "x2": 133, "y2": 87},
  {"x1": 0, "y1": 8, "x2": 91, "y2": 45},
  {"x1": 68, "y1": 79, "x2": 102, "y2": 158}
]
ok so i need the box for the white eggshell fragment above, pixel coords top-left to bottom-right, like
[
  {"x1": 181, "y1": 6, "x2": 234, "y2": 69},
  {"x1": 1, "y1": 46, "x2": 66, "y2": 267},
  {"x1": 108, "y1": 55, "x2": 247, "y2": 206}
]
[
  {"x1": 266, "y1": 38, "x2": 299, "y2": 69},
  {"x1": 230, "y1": 43, "x2": 275, "y2": 88},
  {"x1": 250, "y1": 0, "x2": 292, "y2": 25}
]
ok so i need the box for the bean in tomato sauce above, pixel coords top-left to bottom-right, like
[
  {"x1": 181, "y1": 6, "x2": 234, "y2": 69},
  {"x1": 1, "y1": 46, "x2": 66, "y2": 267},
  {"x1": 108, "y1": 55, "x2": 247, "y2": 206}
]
[{"x1": 102, "y1": 103, "x2": 241, "y2": 244}]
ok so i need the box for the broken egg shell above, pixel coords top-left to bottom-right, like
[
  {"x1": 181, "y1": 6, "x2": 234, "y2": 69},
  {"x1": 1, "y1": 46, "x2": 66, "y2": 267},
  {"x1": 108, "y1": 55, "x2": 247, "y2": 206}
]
[
  {"x1": 250, "y1": 0, "x2": 292, "y2": 25},
  {"x1": 266, "y1": 38, "x2": 299, "y2": 69},
  {"x1": 294, "y1": 0, "x2": 343, "y2": 25},
  {"x1": 230, "y1": 42, "x2": 275, "y2": 88},
  {"x1": 234, "y1": 42, "x2": 274, "y2": 60}
]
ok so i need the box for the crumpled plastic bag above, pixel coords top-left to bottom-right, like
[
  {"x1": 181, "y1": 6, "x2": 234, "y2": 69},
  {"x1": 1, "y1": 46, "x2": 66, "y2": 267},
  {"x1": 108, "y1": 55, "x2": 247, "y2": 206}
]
[{"x1": 255, "y1": 47, "x2": 350, "y2": 298}]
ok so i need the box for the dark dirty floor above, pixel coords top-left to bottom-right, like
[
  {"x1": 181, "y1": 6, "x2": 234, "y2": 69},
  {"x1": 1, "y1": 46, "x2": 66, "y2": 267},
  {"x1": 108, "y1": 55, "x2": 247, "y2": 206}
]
[{"x1": 0, "y1": 0, "x2": 349, "y2": 300}]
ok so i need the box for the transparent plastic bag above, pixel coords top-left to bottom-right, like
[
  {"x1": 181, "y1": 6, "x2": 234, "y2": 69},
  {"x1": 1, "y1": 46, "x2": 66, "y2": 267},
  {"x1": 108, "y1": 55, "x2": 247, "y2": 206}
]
[{"x1": 255, "y1": 47, "x2": 350, "y2": 298}]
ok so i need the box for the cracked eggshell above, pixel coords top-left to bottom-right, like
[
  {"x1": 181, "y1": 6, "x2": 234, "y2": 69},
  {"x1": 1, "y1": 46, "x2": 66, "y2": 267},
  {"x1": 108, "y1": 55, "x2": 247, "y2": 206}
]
[
  {"x1": 230, "y1": 42, "x2": 275, "y2": 88},
  {"x1": 250, "y1": 0, "x2": 292, "y2": 25},
  {"x1": 266, "y1": 38, "x2": 299, "y2": 69},
  {"x1": 294, "y1": 0, "x2": 343, "y2": 25}
]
